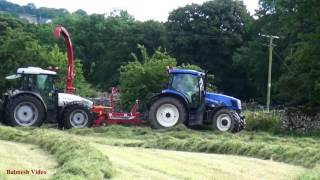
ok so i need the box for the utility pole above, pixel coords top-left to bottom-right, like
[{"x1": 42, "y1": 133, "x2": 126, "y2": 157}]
[{"x1": 259, "y1": 34, "x2": 280, "y2": 112}]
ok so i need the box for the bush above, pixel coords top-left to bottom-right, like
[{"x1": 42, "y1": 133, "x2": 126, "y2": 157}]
[
  {"x1": 119, "y1": 45, "x2": 202, "y2": 110},
  {"x1": 244, "y1": 110, "x2": 282, "y2": 133}
]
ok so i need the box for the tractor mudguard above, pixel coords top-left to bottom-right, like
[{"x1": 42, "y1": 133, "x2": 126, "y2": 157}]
[
  {"x1": 205, "y1": 92, "x2": 241, "y2": 111},
  {"x1": 7, "y1": 90, "x2": 48, "y2": 112},
  {"x1": 148, "y1": 89, "x2": 190, "y2": 110}
]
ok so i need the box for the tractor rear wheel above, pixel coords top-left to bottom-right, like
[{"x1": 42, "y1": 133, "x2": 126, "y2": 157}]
[
  {"x1": 5, "y1": 95, "x2": 45, "y2": 127},
  {"x1": 63, "y1": 104, "x2": 93, "y2": 129},
  {"x1": 148, "y1": 97, "x2": 186, "y2": 129},
  {"x1": 212, "y1": 109, "x2": 244, "y2": 133}
]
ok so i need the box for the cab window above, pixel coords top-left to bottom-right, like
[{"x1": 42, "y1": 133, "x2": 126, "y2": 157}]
[
  {"x1": 36, "y1": 75, "x2": 54, "y2": 91},
  {"x1": 170, "y1": 74, "x2": 201, "y2": 108}
]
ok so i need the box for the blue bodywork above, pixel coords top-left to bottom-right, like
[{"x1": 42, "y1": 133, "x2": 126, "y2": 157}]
[
  {"x1": 160, "y1": 90, "x2": 241, "y2": 111},
  {"x1": 161, "y1": 89, "x2": 189, "y2": 104},
  {"x1": 205, "y1": 92, "x2": 241, "y2": 111},
  {"x1": 161, "y1": 68, "x2": 242, "y2": 111}
]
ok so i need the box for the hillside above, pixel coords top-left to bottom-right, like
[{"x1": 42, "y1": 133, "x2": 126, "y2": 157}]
[{"x1": 0, "y1": 0, "x2": 86, "y2": 24}]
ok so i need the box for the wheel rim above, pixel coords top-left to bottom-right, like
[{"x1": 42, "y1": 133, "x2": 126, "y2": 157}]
[
  {"x1": 69, "y1": 110, "x2": 88, "y2": 128},
  {"x1": 156, "y1": 104, "x2": 179, "y2": 127},
  {"x1": 14, "y1": 102, "x2": 39, "y2": 126},
  {"x1": 216, "y1": 113, "x2": 232, "y2": 132}
]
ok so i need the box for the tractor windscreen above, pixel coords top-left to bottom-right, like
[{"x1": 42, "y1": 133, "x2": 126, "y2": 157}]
[{"x1": 169, "y1": 73, "x2": 202, "y2": 108}]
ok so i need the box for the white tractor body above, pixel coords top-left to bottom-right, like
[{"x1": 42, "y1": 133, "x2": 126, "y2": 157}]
[{"x1": 58, "y1": 93, "x2": 93, "y2": 108}]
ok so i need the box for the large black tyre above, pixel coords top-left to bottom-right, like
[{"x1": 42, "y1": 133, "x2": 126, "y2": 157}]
[
  {"x1": 5, "y1": 95, "x2": 45, "y2": 127},
  {"x1": 148, "y1": 97, "x2": 187, "y2": 129},
  {"x1": 212, "y1": 109, "x2": 245, "y2": 133},
  {"x1": 62, "y1": 103, "x2": 93, "y2": 129}
]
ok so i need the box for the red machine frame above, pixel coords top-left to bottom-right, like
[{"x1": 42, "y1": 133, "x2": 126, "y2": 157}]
[
  {"x1": 92, "y1": 87, "x2": 143, "y2": 126},
  {"x1": 54, "y1": 26, "x2": 143, "y2": 126}
]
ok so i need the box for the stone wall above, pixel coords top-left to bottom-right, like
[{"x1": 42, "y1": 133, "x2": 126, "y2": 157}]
[{"x1": 283, "y1": 107, "x2": 320, "y2": 132}]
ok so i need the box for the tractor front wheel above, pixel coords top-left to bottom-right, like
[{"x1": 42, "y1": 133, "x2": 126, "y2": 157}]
[
  {"x1": 148, "y1": 97, "x2": 186, "y2": 129},
  {"x1": 63, "y1": 104, "x2": 93, "y2": 129},
  {"x1": 212, "y1": 109, "x2": 244, "y2": 133}
]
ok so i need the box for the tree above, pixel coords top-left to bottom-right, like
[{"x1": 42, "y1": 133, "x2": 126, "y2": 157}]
[
  {"x1": 166, "y1": 0, "x2": 253, "y2": 97},
  {"x1": 73, "y1": 9, "x2": 87, "y2": 16},
  {"x1": 275, "y1": 0, "x2": 320, "y2": 106},
  {"x1": 119, "y1": 46, "x2": 176, "y2": 110},
  {"x1": 50, "y1": 12, "x2": 167, "y2": 90},
  {"x1": 0, "y1": 17, "x2": 94, "y2": 96},
  {"x1": 233, "y1": 0, "x2": 320, "y2": 106},
  {"x1": 0, "y1": 28, "x2": 49, "y2": 93},
  {"x1": 46, "y1": 46, "x2": 95, "y2": 96},
  {"x1": 119, "y1": 45, "x2": 203, "y2": 110}
]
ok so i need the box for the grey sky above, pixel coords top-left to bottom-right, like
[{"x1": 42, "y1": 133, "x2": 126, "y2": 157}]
[{"x1": 8, "y1": 0, "x2": 259, "y2": 21}]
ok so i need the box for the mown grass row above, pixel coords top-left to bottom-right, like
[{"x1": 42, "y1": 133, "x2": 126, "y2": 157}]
[
  {"x1": 0, "y1": 126, "x2": 113, "y2": 180},
  {"x1": 0, "y1": 172, "x2": 5, "y2": 179},
  {"x1": 69, "y1": 125, "x2": 320, "y2": 179}
]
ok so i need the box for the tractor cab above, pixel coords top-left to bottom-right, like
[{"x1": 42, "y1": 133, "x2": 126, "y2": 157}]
[
  {"x1": 6, "y1": 67, "x2": 57, "y2": 110},
  {"x1": 168, "y1": 68, "x2": 205, "y2": 109}
]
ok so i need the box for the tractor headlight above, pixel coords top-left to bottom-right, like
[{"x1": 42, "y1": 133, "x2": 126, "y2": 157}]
[{"x1": 237, "y1": 100, "x2": 242, "y2": 110}]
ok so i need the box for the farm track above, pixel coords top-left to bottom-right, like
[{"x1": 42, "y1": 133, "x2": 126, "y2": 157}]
[
  {"x1": 0, "y1": 140, "x2": 57, "y2": 180},
  {"x1": 90, "y1": 141, "x2": 306, "y2": 180}
]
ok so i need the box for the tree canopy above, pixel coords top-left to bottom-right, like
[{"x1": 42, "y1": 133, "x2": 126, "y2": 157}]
[{"x1": 0, "y1": 0, "x2": 319, "y2": 107}]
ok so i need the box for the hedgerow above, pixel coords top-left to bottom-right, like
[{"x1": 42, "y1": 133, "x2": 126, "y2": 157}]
[{"x1": 244, "y1": 110, "x2": 282, "y2": 133}]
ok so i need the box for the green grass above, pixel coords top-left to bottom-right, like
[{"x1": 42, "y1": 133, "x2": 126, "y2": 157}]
[
  {"x1": 91, "y1": 143, "x2": 305, "y2": 180},
  {"x1": 1, "y1": 109, "x2": 319, "y2": 179},
  {"x1": 0, "y1": 139, "x2": 57, "y2": 180},
  {"x1": 298, "y1": 165, "x2": 320, "y2": 180},
  {"x1": 69, "y1": 125, "x2": 320, "y2": 179},
  {"x1": 244, "y1": 110, "x2": 283, "y2": 133},
  {"x1": 0, "y1": 126, "x2": 113, "y2": 180},
  {"x1": 0, "y1": 172, "x2": 6, "y2": 180}
]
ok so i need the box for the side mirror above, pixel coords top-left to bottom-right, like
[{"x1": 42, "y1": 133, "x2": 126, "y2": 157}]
[{"x1": 166, "y1": 66, "x2": 173, "y2": 74}]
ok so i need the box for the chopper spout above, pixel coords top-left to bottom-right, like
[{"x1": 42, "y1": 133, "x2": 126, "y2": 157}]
[{"x1": 54, "y1": 26, "x2": 75, "y2": 94}]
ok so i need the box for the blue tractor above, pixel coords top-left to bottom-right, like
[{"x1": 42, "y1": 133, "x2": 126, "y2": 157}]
[{"x1": 148, "y1": 68, "x2": 245, "y2": 133}]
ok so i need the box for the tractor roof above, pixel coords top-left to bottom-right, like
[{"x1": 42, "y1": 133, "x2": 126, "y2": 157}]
[
  {"x1": 169, "y1": 68, "x2": 205, "y2": 77},
  {"x1": 17, "y1": 67, "x2": 57, "y2": 75}
]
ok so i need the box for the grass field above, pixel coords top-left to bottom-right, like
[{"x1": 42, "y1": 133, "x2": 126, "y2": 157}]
[
  {"x1": 69, "y1": 125, "x2": 320, "y2": 179},
  {"x1": 69, "y1": 125, "x2": 320, "y2": 167},
  {"x1": 0, "y1": 140, "x2": 57, "y2": 180},
  {"x1": 0, "y1": 126, "x2": 113, "y2": 179},
  {"x1": 0, "y1": 124, "x2": 319, "y2": 179},
  {"x1": 92, "y1": 143, "x2": 305, "y2": 180}
]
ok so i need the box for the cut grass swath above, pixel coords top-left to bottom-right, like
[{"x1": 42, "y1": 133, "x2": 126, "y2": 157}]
[{"x1": 0, "y1": 126, "x2": 113, "y2": 180}]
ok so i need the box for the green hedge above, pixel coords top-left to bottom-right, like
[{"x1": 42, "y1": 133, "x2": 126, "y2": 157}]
[
  {"x1": 0, "y1": 126, "x2": 113, "y2": 180},
  {"x1": 244, "y1": 110, "x2": 282, "y2": 133}
]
